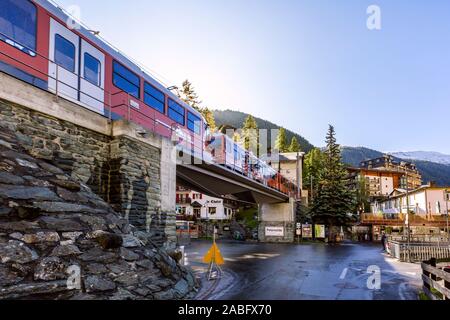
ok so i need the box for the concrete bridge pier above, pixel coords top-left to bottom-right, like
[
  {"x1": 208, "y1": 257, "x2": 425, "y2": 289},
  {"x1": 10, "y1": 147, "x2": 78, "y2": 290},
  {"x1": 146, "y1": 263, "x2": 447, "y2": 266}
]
[{"x1": 258, "y1": 198, "x2": 297, "y2": 243}]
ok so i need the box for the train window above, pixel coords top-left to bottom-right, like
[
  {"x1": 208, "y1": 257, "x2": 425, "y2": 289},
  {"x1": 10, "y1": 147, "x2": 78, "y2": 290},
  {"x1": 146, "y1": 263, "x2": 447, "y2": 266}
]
[
  {"x1": 187, "y1": 112, "x2": 201, "y2": 134},
  {"x1": 144, "y1": 82, "x2": 165, "y2": 113},
  {"x1": 0, "y1": 0, "x2": 37, "y2": 53},
  {"x1": 112, "y1": 60, "x2": 140, "y2": 98},
  {"x1": 168, "y1": 99, "x2": 185, "y2": 125},
  {"x1": 55, "y1": 34, "x2": 75, "y2": 72},
  {"x1": 84, "y1": 53, "x2": 100, "y2": 86}
]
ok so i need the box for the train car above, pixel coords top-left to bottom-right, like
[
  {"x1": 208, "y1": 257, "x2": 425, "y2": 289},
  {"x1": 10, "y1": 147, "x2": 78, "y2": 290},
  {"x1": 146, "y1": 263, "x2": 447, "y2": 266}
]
[
  {"x1": 206, "y1": 133, "x2": 251, "y2": 175},
  {"x1": 0, "y1": 0, "x2": 205, "y2": 159},
  {"x1": 0, "y1": 0, "x2": 296, "y2": 196}
]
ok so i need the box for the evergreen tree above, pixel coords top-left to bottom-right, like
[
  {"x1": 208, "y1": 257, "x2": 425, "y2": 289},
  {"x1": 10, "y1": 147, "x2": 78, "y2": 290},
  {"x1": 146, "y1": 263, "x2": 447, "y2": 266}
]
[
  {"x1": 201, "y1": 107, "x2": 217, "y2": 132},
  {"x1": 303, "y1": 148, "x2": 325, "y2": 201},
  {"x1": 311, "y1": 125, "x2": 354, "y2": 241},
  {"x1": 242, "y1": 115, "x2": 259, "y2": 153},
  {"x1": 179, "y1": 79, "x2": 201, "y2": 111},
  {"x1": 275, "y1": 127, "x2": 288, "y2": 153},
  {"x1": 288, "y1": 136, "x2": 301, "y2": 152}
]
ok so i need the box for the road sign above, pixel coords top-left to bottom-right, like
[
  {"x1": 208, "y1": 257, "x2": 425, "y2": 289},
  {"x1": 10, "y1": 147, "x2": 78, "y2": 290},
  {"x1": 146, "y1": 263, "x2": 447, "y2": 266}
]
[{"x1": 203, "y1": 242, "x2": 224, "y2": 265}]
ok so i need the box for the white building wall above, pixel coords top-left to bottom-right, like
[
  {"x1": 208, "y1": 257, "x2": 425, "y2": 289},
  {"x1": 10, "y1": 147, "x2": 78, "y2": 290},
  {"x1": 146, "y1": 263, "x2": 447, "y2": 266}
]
[
  {"x1": 176, "y1": 191, "x2": 234, "y2": 221},
  {"x1": 380, "y1": 177, "x2": 394, "y2": 196},
  {"x1": 371, "y1": 187, "x2": 450, "y2": 216}
]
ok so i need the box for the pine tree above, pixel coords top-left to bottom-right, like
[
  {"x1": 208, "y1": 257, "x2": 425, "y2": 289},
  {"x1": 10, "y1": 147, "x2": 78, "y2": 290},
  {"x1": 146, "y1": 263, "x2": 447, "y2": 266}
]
[
  {"x1": 275, "y1": 127, "x2": 288, "y2": 153},
  {"x1": 288, "y1": 136, "x2": 301, "y2": 152},
  {"x1": 242, "y1": 115, "x2": 259, "y2": 153},
  {"x1": 179, "y1": 79, "x2": 201, "y2": 111},
  {"x1": 311, "y1": 125, "x2": 354, "y2": 242},
  {"x1": 201, "y1": 107, "x2": 217, "y2": 132}
]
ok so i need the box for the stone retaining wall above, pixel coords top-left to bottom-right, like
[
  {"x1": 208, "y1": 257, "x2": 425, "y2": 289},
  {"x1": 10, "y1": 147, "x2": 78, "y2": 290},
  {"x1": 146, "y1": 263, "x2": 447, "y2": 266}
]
[
  {"x1": 0, "y1": 127, "x2": 197, "y2": 299},
  {"x1": 0, "y1": 98, "x2": 175, "y2": 248}
]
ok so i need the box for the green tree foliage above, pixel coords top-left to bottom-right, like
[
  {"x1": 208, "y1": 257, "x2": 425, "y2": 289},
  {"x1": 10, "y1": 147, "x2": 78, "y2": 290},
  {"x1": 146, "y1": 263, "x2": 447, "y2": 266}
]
[
  {"x1": 288, "y1": 136, "x2": 301, "y2": 152},
  {"x1": 355, "y1": 175, "x2": 370, "y2": 213},
  {"x1": 242, "y1": 115, "x2": 259, "y2": 152},
  {"x1": 303, "y1": 148, "x2": 325, "y2": 201},
  {"x1": 311, "y1": 125, "x2": 355, "y2": 240},
  {"x1": 201, "y1": 107, "x2": 217, "y2": 132},
  {"x1": 178, "y1": 79, "x2": 201, "y2": 111},
  {"x1": 275, "y1": 127, "x2": 288, "y2": 153},
  {"x1": 213, "y1": 109, "x2": 314, "y2": 152}
]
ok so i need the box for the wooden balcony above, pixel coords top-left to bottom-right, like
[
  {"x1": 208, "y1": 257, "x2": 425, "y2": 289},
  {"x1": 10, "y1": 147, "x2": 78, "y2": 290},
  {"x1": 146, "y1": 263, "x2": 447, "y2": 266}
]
[{"x1": 360, "y1": 213, "x2": 449, "y2": 227}]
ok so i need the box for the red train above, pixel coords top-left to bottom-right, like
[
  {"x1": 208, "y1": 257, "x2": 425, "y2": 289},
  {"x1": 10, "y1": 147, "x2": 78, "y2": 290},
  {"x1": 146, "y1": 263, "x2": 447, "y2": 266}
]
[{"x1": 0, "y1": 0, "x2": 297, "y2": 196}]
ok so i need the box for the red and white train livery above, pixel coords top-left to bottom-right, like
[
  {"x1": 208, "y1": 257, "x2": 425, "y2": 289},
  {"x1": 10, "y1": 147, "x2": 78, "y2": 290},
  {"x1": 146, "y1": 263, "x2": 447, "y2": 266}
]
[{"x1": 0, "y1": 0, "x2": 297, "y2": 196}]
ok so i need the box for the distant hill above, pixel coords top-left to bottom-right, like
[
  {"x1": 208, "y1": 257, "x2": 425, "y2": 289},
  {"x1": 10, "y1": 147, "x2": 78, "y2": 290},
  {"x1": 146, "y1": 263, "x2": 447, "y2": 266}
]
[
  {"x1": 341, "y1": 146, "x2": 384, "y2": 166},
  {"x1": 389, "y1": 151, "x2": 450, "y2": 165},
  {"x1": 212, "y1": 110, "x2": 450, "y2": 186},
  {"x1": 213, "y1": 109, "x2": 314, "y2": 153},
  {"x1": 341, "y1": 146, "x2": 450, "y2": 187}
]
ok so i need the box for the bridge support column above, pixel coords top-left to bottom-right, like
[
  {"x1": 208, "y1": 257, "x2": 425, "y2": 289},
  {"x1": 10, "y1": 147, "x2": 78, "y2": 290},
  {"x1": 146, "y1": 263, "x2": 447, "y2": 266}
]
[{"x1": 258, "y1": 198, "x2": 296, "y2": 243}]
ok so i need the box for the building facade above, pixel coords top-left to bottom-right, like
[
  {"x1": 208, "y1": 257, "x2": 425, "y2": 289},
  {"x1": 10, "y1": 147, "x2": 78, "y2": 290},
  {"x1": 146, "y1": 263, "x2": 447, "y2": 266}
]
[
  {"x1": 265, "y1": 152, "x2": 309, "y2": 204},
  {"x1": 371, "y1": 185, "x2": 450, "y2": 217},
  {"x1": 348, "y1": 167, "x2": 405, "y2": 199},
  {"x1": 176, "y1": 187, "x2": 238, "y2": 221},
  {"x1": 360, "y1": 155, "x2": 422, "y2": 190}
]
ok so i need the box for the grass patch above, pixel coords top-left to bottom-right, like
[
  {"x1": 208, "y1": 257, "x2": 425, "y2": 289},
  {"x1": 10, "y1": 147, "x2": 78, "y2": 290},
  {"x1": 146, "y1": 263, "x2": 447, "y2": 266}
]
[{"x1": 418, "y1": 292, "x2": 430, "y2": 300}]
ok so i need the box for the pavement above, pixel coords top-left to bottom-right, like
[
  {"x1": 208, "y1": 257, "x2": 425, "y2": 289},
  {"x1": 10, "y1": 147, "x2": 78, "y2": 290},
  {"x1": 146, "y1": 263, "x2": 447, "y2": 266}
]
[{"x1": 184, "y1": 240, "x2": 422, "y2": 300}]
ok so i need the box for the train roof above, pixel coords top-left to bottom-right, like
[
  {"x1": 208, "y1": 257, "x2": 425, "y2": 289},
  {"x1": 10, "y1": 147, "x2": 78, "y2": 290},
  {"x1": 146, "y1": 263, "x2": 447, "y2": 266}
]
[{"x1": 34, "y1": 0, "x2": 204, "y2": 120}]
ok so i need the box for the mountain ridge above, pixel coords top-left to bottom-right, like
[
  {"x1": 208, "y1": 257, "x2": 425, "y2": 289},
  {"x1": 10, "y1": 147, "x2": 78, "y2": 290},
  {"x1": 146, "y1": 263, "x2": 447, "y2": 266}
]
[
  {"x1": 212, "y1": 110, "x2": 450, "y2": 186},
  {"x1": 213, "y1": 109, "x2": 314, "y2": 153}
]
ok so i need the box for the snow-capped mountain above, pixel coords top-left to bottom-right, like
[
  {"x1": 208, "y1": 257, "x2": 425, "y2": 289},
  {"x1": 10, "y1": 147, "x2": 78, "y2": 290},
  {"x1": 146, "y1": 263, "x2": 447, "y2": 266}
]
[{"x1": 388, "y1": 151, "x2": 450, "y2": 165}]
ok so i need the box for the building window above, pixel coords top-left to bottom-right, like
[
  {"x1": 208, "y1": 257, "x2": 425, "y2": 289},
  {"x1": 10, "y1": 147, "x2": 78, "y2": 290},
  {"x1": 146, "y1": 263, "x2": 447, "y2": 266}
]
[
  {"x1": 112, "y1": 60, "x2": 140, "y2": 98},
  {"x1": 168, "y1": 99, "x2": 185, "y2": 125},
  {"x1": 144, "y1": 82, "x2": 165, "y2": 113},
  {"x1": 187, "y1": 111, "x2": 201, "y2": 134},
  {"x1": 55, "y1": 34, "x2": 75, "y2": 72},
  {"x1": 0, "y1": 0, "x2": 37, "y2": 54},
  {"x1": 84, "y1": 53, "x2": 100, "y2": 86},
  {"x1": 208, "y1": 207, "x2": 216, "y2": 215},
  {"x1": 194, "y1": 208, "x2": 200, "y2": 218}
]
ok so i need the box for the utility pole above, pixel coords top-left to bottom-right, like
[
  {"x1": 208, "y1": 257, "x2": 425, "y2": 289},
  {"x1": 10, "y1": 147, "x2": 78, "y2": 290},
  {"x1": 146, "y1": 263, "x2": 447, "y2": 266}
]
[
  {"x1": 445, "y1": 189, "x2": 449, "y2": 240},
  {"x1": 296, "y1": 152, "x2": 302, "y2": 201},
  {"x1": 404, "y1": 168, "x2": 411, "y2": 262}
]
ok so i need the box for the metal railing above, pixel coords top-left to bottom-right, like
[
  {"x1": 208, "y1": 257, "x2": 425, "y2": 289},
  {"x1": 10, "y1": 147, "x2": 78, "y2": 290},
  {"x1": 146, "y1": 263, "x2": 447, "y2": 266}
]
[
  {"x1": 361, "y1": 213, "x2": 449, "y2": 225},
  {"x1": 387, "y1": 240, "x2": 450, "y2": 262}
]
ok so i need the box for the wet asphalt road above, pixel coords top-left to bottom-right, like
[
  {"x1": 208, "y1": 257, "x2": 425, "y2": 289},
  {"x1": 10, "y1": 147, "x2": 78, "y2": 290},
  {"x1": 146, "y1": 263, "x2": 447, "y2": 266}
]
[{"x1": 185, "y1": 240, "x2": 422, "y2": 300}]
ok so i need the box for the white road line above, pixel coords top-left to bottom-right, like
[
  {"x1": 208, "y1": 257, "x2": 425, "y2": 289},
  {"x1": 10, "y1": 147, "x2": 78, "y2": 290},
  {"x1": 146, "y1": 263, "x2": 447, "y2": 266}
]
[{"x1": 340, "y1": 268, "x2": 348, "y2": 280}]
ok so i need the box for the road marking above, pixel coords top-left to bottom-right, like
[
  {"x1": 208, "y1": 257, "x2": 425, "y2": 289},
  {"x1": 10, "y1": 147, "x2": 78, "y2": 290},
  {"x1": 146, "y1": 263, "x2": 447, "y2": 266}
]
[
  {"x1": 398, "y1": 283, "x2": 407, "y2": 300},
  {"x1": 339, "y1": 268, "x2": 348, "y2": 280}
]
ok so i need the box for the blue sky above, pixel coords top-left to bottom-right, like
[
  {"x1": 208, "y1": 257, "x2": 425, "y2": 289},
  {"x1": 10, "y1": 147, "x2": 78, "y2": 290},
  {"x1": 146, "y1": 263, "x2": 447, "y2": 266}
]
[{"x1": 56, "y1": 0, "x2": 450, "y2": 154}]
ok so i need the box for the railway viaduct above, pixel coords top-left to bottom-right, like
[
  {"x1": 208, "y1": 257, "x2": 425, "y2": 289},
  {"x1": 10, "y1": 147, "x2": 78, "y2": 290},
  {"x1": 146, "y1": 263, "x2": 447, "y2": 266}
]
[{"x1": 0, "y1": 72, "x2": 297, "y2": 248}]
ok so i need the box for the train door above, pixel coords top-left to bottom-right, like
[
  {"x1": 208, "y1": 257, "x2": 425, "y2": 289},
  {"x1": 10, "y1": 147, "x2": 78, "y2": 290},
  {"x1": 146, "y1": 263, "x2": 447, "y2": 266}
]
[
  {"x1": 48, "y1": 18, "x2": 105, "y2": 114},
  {"x1": 48, "y1": 18, "x2": 79, "y2": 102},
  {"x1": 80, "y1": 39, "x2": 105, "y2": 114}
]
